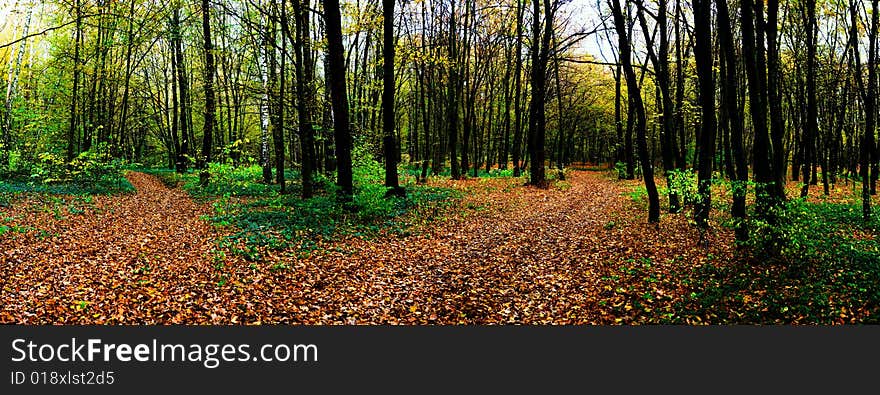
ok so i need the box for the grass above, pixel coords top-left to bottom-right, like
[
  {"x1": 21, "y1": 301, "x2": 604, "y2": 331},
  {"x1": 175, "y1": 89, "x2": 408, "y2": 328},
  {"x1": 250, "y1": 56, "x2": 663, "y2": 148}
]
[
  {"x1": 669, "y1": 198, "x2": 880, "y2": 324},
  {"x1": 613, "y1": 172, "x2": 880, "y2": 323},
  {"x1": 135, "y1": 159, "x2": 463, "y2": 262},
  {"x1": 0, "y1": 177, "x2": 134, "y2": 196},
  {"x1": 208, "y1": 184, "x2": 460, "y2": 261}
]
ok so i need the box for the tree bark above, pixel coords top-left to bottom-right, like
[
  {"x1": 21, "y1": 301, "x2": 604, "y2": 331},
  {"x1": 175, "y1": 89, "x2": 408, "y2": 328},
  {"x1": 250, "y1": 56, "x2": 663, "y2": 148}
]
[
  {"x1": 611, "y1": 0, "x2": 660, "y2": 223},
  {"x1": 324, "y1": 0, "x2": 354, "y2": 200},
  {"x1": 383, "y1": 0, "x2": 403, "y2": 195},
  {"x1": 693, "y1": 0, "x2": 715, "y2": 240}
]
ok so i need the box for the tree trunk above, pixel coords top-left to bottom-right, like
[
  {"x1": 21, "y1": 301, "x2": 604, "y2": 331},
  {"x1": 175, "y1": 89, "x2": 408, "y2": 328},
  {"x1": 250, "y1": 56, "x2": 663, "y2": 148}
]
[
  {"x1": 693, "y1": 0, "x2": 715, "y2": 241},
  {"x1": 200, "y1": 0, "x2": 216, "y2": 175},
  {"x1": 383, "y1": 0, "x2": 403, "y2": 195},
  {"x1": 68, "y1": 0, "x2": 83, "y2": 162},
  {"x1": 324, "y1": 0, "x2": 354, "y2": 200},
  {"x1": 611, "y1": 0, "x2": 660, "y2": 223},
  {"x1": 512, "y1": 0, "x2": 524, "y2": 177},
  {"x1": 717, "y1": 0, "x2": 749, "y2": 241}
]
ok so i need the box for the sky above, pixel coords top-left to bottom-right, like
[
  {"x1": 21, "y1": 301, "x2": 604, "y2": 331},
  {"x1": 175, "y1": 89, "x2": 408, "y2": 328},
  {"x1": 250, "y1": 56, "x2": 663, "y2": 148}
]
[
  {"x1": 565, "y1": 0, "x2": 613, "y2": 61},
  {"x1": 0, "y1": 0, "x2": 617, "y2": 69}
]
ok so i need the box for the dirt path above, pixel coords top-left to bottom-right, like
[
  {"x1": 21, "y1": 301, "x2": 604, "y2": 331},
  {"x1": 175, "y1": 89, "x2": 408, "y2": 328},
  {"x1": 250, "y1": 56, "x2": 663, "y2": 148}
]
[
  {"x1": 1, "y1": 172, "x2": 221, "y2": 323},
  {"x1": 1, "y1": 171, "x2": 719, "y2": 324}
]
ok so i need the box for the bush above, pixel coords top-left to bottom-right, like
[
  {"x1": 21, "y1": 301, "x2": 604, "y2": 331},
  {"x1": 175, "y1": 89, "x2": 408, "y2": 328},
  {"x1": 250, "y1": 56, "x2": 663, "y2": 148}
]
[
  {"x1": 666, "y1": 168, "x2": 700, "y2": 206},
  {"x1": 2, "y1": 144, "x2": 131, "y2": 195},
  {"x1": 186, "y1": 162, "x2": 278, "y2": 198},
  {"x1": 615, "y1": 161, "x2": 628, "y2": 179}
]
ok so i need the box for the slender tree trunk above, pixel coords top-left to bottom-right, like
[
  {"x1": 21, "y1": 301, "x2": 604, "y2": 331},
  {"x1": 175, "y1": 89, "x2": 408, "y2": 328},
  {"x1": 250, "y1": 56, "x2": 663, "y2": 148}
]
[
  {"x1": 67, "y1": 0, "x2": 83, "y2": 162},
  {"x1": 801, "y1": 0, "x2": 817, "y2": 198},
  {"x1": 324, "y1": 0, "x2": 354, "y2": 200},
  {"x1": 528, "y1": 0, "x2": 552, "y2": 186},
  {"x1": 717, "y1": 0, "x2": 749, "y2": 241},
  {"x1": 172, "y1": 6, "x2": 190, "y2": 173},
  {"x1": 742, "y1": 0, "x2": 776, "y2": 222},
  {"x1": 259, "y1": 3, "x2": 274, "y2": 184},
  {"x1": 200, "y1": 0, "x2": 216, "y2": 175},
  {"x1": 860, "y1": 0, "x2": 877, "y2": 219},
  {"x1": 2, "y1": 7, "x2": 32, "y2": 169},
  {"x1": 512, "y1": 0, "x2": 524, "y2": 177},
  {"x1": 448, "y1": 0, "x2": 461, "y2": 180},
  {"x1": 766, "y1": 0, "x2": 787, "y2": 198},
  {"x1": 292, "y1": 0, "x2": 316, "y2": 198},
  {"x1": 693, "y1": 0, "x2": 715, "y2": 241},
  {"x1": 611, "y1": 0, "x2": 660, "y2": 223},
  {"x1": 383, "y1": 0, "x2": 403, "y2": 195},
  {"x1": 274, "y1": 0, "x2": 287, "y2": 192}
]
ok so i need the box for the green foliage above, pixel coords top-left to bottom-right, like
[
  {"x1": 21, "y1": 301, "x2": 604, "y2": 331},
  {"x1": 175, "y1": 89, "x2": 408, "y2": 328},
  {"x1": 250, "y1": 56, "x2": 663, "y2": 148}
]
[
  {"x1": 164, "y1": 142, "x2": 464, "y2": 261},
  {"x1": 0, "y1": 146, "x2": 132, "y2": 196},
  {"x1": 614, "y1": 161, "x2": 628, "y2": 179},
  {"x1": 210, "y1": 185, "x2": 460, "y2": 261},
  {"x1": 403, "y1": 163, "x2": 521, "y2": 180},
  {"x1": 672, "y1": 199, "x2": 880, "y2": 324},
  {"x1": 626, "y1": 185, "x2": 648, "y2": 203},
  {"x1": 185, "y1": 163, "x2": 281, "y2": 198},
  {"x1": 665, "y1": 168, "x2": 700, "y2": 206}
]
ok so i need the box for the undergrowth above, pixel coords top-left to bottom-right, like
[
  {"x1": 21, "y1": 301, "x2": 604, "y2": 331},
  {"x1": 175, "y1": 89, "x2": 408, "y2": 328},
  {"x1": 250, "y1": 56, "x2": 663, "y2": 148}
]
[{"x1": 143, "y1": 145, "x2": 462, "y2": 261}]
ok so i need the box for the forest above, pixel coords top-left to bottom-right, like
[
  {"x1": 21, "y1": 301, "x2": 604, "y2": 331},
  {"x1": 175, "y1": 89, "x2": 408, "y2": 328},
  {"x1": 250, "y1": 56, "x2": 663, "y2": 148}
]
[{"x1": 0, "y1": 0, "x2": 878, "y2": 324}]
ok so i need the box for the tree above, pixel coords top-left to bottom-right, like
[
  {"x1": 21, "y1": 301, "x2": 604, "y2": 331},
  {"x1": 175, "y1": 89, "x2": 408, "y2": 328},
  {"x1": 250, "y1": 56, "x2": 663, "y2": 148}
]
[
  {"x1": 67, "y1": 0, "x2": 83, "y2": 162},
  {"x1": 383, "y1": 0, "x2": 404, "y2": 196},
  {"x1": 692, "y1": 0, "x2": 715, "y2": 240},
  {"x1": 448, "y1": 0, "x2": 461, "y2": 180},
  {"x1": 291, "y1": 0, "x2": 317, "y2": 199},
  {"x1": 716, "y1": 0, "x2": 749, "y2": 241},
  {"x1": 527, "y1": 0, "x2": 555, "y2": 187},
  {"x1": 610, "y1": 0, "x2": 660, "y2": 223},
  {"x1": 324, "y1": 0, "x2": 354, "y2": 200},
  {"x1": 512, "y1": 0, "x2": 524, "y2": 177},
  {"x1": 199, "y1": 0, "x2": 216, "y2": 183},
  {"x1": 741, "y1": 0, "x2": 777, "y2": 224},
  {"x1": 170, "y1": 4, "x2": 191, "y2": 174}
]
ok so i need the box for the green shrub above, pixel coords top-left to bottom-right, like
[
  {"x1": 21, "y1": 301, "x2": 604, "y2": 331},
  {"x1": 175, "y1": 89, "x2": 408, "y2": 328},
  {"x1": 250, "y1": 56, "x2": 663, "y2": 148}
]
[
  {"x1": 1, "y1": 144, "x2": 131, "y2": 195},
  {"x1": 666, "y1": 168, "x2": 699, "y2": 206},
  {"x1": 185, "y1": 163, "x2": 278, "y2": 198},
  {"x1": 615, "y1": 161, "x2": 628, "y2": 179}
]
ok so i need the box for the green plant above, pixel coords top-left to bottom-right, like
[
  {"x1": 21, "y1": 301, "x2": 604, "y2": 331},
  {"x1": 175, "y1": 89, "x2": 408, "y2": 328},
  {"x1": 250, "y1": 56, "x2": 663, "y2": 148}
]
[
  {"x1": 615, "y1": 161, "x2": 628, "y2": 179},
  {"x1": 666, "y1": 168, "x2": 700, "y2": 206}
]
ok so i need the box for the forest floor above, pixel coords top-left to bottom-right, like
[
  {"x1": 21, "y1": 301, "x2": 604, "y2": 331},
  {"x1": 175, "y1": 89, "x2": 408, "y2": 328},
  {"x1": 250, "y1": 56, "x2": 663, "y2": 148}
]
[{"x1": 1, "y1": 170, "x2": 877, "y2": 324}]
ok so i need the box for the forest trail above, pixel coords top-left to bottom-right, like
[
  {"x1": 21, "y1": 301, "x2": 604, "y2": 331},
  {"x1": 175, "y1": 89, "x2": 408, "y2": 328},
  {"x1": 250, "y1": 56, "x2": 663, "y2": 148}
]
[
  {"x1": 1, "y1": 172, "x2": 222, "y2": 323},
  {"x1": 1, "y1": 171, "x2": 716, "y2": 324}
]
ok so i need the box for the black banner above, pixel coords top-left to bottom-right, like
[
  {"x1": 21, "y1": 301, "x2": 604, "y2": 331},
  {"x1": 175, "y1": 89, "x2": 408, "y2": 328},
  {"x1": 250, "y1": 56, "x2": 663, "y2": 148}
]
[{"x1": 2, "y1": 326, "x2": 877, "y2": 393}]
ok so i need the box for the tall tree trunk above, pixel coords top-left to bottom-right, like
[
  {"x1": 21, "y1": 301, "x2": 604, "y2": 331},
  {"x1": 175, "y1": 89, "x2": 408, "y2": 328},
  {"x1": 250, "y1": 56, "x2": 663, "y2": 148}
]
[
  {"x1": 200, "y1": 0, "x2": 216, "y2": 175},
  {"x1": 117, "y1": 1, "x2": 137, "y2": 161},
  {"x1": 528, "y1": 0, "x2": 552, "y2": 186},
  {"x1": 383, "y1": 0, "x2": 403, "y2": 195},
  {"x1": 67, "y1": 0, "x2": 83, "y2": 162},
  {"x1": 717, "y1": 0, "x2": 749, "y2": 241},
  {"x1": 170, "y1": 38, "x2": 180, "y2": 171},
  {"x1": 859, "y1": 0, "x2": 877, "y2": 220},
  {"x1": 611, "y1": 0, "x2": 660, "y2": 223},
  {"x1": 292, "y1": 0, "x2": 316, "y2": 198},
  {"x1": 693, "y1": 0, "x2": 716, "y2": 241},
  {"x1": 766, "y1": 0, "x2": 786, "y2": 198},
  {"x1": 741, "y1": 0, "x2": 776, "y2": 223},
  {"x1": 448, "y1": 0, "x2": 461, "y2": 180},
  {"x1": 870, "y1": 1, "x2": 880, "y2": 197},
  {"x1": 172, "y1": 6, "x2": 190, "y2": 174},
  {"x1": 801, "y1": 0, "x2": 817, "y2": 198},
  {"x1": 324, "y1": 0, "x2": 354, "y2": 200},
  {"x1": 2, "y1": 7, "x2": 32, "y2": 169},
  {"x1": 259, "y1": 3, "x2": 274, "y2": 184},
  {"x1": 512, "y1": 0, "x2": 524, "y2": 177},
  {"x1": 274, "y1": 0, "x2": 287, "y2": 193}
]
